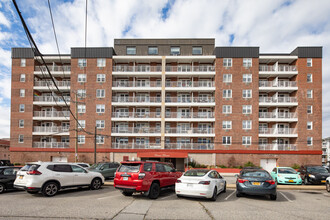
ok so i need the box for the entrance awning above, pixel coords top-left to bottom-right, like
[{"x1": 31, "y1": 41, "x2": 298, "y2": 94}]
[{"x1": 137, "y1": 152, "x2": 188, "y2": 158}]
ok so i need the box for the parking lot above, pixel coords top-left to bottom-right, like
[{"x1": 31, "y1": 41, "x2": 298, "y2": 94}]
[{"x1": 0, "y1": 186, "x2": 329, "y2": 220}]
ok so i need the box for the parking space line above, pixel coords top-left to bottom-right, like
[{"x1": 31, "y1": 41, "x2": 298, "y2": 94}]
[
  {"x1": 279, "y1": 191, "x2": 292, "y2": 202},
  {"x1": 97, "y1": 194, "x2": 122, "y2": 200},
  {"x1": 224, "y1": 190, "x2": 236, "y2": 200}
]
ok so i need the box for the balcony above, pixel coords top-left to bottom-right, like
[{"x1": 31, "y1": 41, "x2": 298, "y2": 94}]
[
  {"x1": 112, "y1": 65, "x2": 162, "y2": 76},
  {"x1": 112, "y1": 81, "x2": 161, "y2": 91},
  {"x1": 259, "y1": 81, "x2": 298, "y2": 92},
  {"x1": 33, "y1": 142, "x2": 69, "y2": 148},
  {"x1": 165, "y1": 81, "x2": 215, "y2": 92},
  {"x1": 34, "y1": 81, "x2": 71, "y2": 91},
  {"x1": 33, "y1": 96, "x2": 70, "y2": 106},
  {"x1": 111, "y1": 143, "x2": 161, "y2": 149},
  {"x1": 259, "y1": 65, "x2": 298, "y2": 77},
  {"x1": 259, "y1": 97, "x2": 298, "y2": 107},
  {"x1": 33, "y1": 111, "x2": 70, "y2": 120},
  {"x1": 34, "y1": 65, "x2": 71, "y2": 77},
  {"x1": 33, "y1": 126, "x2": 70, "y2": 135},
  {"x1": 165, "y1": 128, "x2": 215, "y2": 137},
  {"x1": 165, "y1": 112, "x2": 215, "y2": 122},
  {"x1": 111, "y1": 127, "x2": 161, "y2": 137},
  {"x1": 165, "y1": 143, "x2": 214, "y2": 150},
  {"x1": 258, "y1": 144, "x2": 297, "y2": 151},
  {"x1": 112, "y1": 97, "x2": 161, "y2": 106},
  {"x1": 165, "y1": 97, "x2": 215, "y2": 107},
  {"x1": 165, "y1": 65, "x2": 215, "y2": 76},
  {"x1": 111, "y1": 112, "x2": 161, "y2": 121},
  {"x1": 259, "y1": 128, "x2": 297, "y2": 137},
  {"x1": 259, "y1": 112, "x2": 298, "y2": 122}
]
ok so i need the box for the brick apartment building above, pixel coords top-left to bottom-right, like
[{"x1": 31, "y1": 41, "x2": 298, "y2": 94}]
[
  {"x1": 10, "y1": 39, "x2": 322, "y2": 171},
  {"x1": 0, "y1": 139, "x2": 10, "y2": 161}
]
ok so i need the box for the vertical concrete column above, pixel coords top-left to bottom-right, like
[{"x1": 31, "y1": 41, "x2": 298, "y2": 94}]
[
  {"x1": 161, "y1": 56, "x2": 166, "y2": 149},
  {"x1": 212, "y1": 153, "x2": 216, "y2": 166}
]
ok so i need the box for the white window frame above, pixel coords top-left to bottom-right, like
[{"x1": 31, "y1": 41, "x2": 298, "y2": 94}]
[
  {"x1": 223, "y1": 74, "x2": 232, "y2": 83},
  {"x1": 222, "y1": 121, "x2": 232, "y2": 129},
  {"x1": 222, "y1": 105, "x2": 232, "y2": 114},
  {"x1": 96, "y1": 89, "x2": 105, "y2": 98},
  {"x1": 307, "y1": 73, "x2": 312, "y2": 82},
  {"x1": 97, "y1": 58, "x2": 106, "y2": 67},
  {"x1": 18, "y1": 134, "x2": 24, "y2": 143},
  {"x1": 223, "y1": 89, "x2": 232, "y2": 98},
  {"x1": 170, "y1": 47, "x2": 180, "y2": 55},
  {"x1": 77, "y1": 74, "x2": 87, "y2": 83},
  {"x1": 126, "y1": 46, "x2": 136, "y2": 55},
  {"x1": 243, "y1": 74, "x2": 252, "y2": 83},
  {"x1": 307, "y1": 90, "x2": 313, "y2": 98},
  {"x1": 148, "y1": 46, "x2": 158, "y2": 55},
  {"x1": 243, "y1": 89, "x2": 252, "y2": 98},
  {"x1": 307, "y1": 121, "x2": 313, "y2": 130},
  {"x1": 19, "y1": 119, "x2": 24, "y2": 128},
  {"x1": 96, "y1": 135, "x2": 105, "y2": 144},
  {"x1": 19, "y1": 104, "x2": 25, "y2": 112},
  {"x1": 78, "y1": 59, "x2": 87, "y2": 67},
  {"x1": 307, "y1": 137, "x2": 313, "y2": 146},
  {"x1": 222, "y1": 136, "x2": 231, "y2": 145},
  {"x1": 192, "y1": 46, "x2": 203, "y2": 55},
  {"x1": 77, "y1": 105, "x2": 86, "y2": 113},
  {"x1": 307, "y1": 105, "x2": 313, "y2": 114},
  {"x1": 243, "y1": 58, "x2": 252, "y2": 67},
  {"x1": 242, "y1": 120, "x2": 252, "y2": 130},
  {"x1": 307, "y1": 58, "x2": 312, "y2": 67},
  {"x1": 77, "y1": 89, "x2": 86, "y2": 98},
  {"x1": 96, "y1": 74, "x2": 106, "y2": 82},
  {"x1": 20, "y1": 89, "x2": 25, "y2": 97},
  {"x1": 242, "y1": 136, "x2": 252, "y2": 145},
  {"x1": 20, "y1": 74, "x2": 26, "y2": 82},
  {"x1": 242, "y1": 105, "x2": 252, "y2": 114},
  {"x1": 20, "y1": 58, "x2": 26, "y2": 67},
  {"x1": 96, "y1": 120, "x2": 105, "y2": 129},
  {"x1": 78, "y1": 120, "x2": 85, "y2": 129},
  {"x1": 223, "y1": 58, "x2": 232, "y2": 67},
  {"x1": 78, "y1": 135, "x2": 85, "y2": 144},
  {"x1": 96, "y1": 104, "x2": 105, "y2": 113}
]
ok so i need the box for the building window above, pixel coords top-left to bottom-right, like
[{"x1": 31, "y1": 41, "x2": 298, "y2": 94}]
[
  {"x1": 242, "y1": 136, "x2": 252, "y2": 145},
  {"x1": 19, "y1": 104, "x2": 25, "y2": 112},
  {"x1": 243, "y1": 58, "x2": 252, "y2": 67},
  {"x1": 78, "y1": 59, "x2": 87, "y2": 67},
  {"x1": 18, "y1": 135, "x2": 24, "y2": 143},
  {"x1": 97, "y1": 58, "x2": 106, "y2": 67},
  {"x1": 96, "y1": 89, "x2": 105, "y2": 98},
  {"x1": 77, "y1": 89, "x2": 86, "y2": 98},
  {"x1": 148, "y1": 46, "x2": 158, "y2": 55},
  {"x1": 307, "y1": 58, "x2": 312, "y2": 67},
  {"x1": 222, "y1": 105, "x2": 232, "y2": 114},
  {"x1": 77, "y1": 74, "x2": 86, "y2": 83},
  {"x1": 307, "y1": 90, "x2": 313, "y2": 98},
  {"x1": 222, "y1": 136, "x2": 231, "y2": 145},
  {"x1": 223, "y1": 74, "x2": 232, "y2": 83},
  {"x1": 242, "y1": 120, "x2": 252, "y2": 130},
  {"x1": 19, "y1": 119, "x2": 24, "y2": 128},
  {"x1": 77, "y1": 105, "x2": 86, "y2": 113},
  {"x1": 96, "y1": 74, "x2": 106, "y2": 82},
  {"x1": 243, "y1": 74, "x2": 252, "y2": 83},
  {"x1": 20, "y1": 89, "x2": 25, "y2": 97},
  {"x1": 126, "y1": 46, "x2": 136, "y2": 55},
  {"x1": 96, "y1": 120, "x2": 105, "y2": 129},
  {"x1": 307, "y1": 121, "x2": 313, "y2": 130},
  {"x1": 307, "y1": 137, "x2": 313, "y2": 146},
  {"x1": 192, "y1": 46, "x2": 202, "y2": 55},
  {"x1": 78, "y1": 135, "x2": 85, "y2": 144},
  {"x1": 170, "y1": 47, "x2": 180, "y2": 55},
  {"x1": 20, "y1": 58, "x2": 26, "y2": 67},
  {"x1": 242, "y1": 105, "x2": 252, "y2": 114},
  {"x1": 307, "y1": 73, "x2": 312, "y2": 82},
  {"x1": 96, "y1": 135, "x2": 104, "y2": 144},
  {"x1": 78, "y1": 120, "x2": 85, "y2": 129},
  {"x1": 243, "y1": 90, "x2": 252, "y2": 98},
  {"x1": 20, "y1": 74, "x2": 26, "y2": 82},
  {"x1": 222, "y1": 121, "x2": 232, "y2": 129},
  {"x1": 223, "y1": 58, "x2": 232, "y2": 67},
  {"x1": 96, "y1": 104, "x2": 105, "y2": 113},
  {"x1": 223, "y1": 89, "x2": 232, "y2": 98},
  {"x1": 307, "y1": 105, "x2": 313, "y2": 114}
]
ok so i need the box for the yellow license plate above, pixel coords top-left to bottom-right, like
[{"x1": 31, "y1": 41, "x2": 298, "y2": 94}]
[
  {"x1": 19, "y1": 175, "x2": 23, "y2": 179},
  {"x1": 321, "y1": 180, "x2": 326, "y2": 183},
  {"x1": 252, "y1": 182, "x2": 260, "y2": 185},
  {"x1": 289, "y1": 180, "x2": 294, "y2": 182}
]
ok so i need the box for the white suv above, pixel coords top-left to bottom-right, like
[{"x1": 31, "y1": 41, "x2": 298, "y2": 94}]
[
  {"x1": 14, "y1": 162, "x2": 104, "y2": 197},
  {"x1": 326, "y1": 176, "x2": 330, "y2": 192}
]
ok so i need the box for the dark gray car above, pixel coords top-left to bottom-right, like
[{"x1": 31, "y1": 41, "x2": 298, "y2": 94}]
[
  {"x1": 88, "y1": 162, "x2": 120, "y2": 179},
  {"x1": 236, "y1": 168, "x2": 277, "y2": 200}
]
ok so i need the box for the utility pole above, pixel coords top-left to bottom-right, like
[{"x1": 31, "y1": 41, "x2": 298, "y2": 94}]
[
  {"x1": 75, "y1": 92, "x2": 78, "y2": 163},
  {"x1": 94, "y1": 126, "x2": 97, "y2": 164}
]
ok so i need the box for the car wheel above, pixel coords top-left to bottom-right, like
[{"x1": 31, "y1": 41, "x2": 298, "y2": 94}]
[
  {"x1": 42, "y1": 182, "x2": 59, "y2": 197},
  {"x1": 91, "y1": 178, "x2": 102, "y2": 190},
  {"x1": 122, "y1": 191, "x2": 133, "y2": 196},
  {"x1": 223, "y1": 184, "x2": 226, "y2": 193},
  {"x1": 210, "y1": 187, "x2": 217, "y2": 201},
  {"x1": 236, "y1": 191, "x2": 242, "y2": 197},
  {"x1": 304, "y1": 177, "x2": 309, "y2": 185},
  {"x1": 148, "y1": 183, "x2": 160, "y2": 199},
  {"x1": 0, "y1": 183, "x2": 5, "y2": 194},
  {"x1": 27, "y1": 191, "x2": 38, "y2": 194},
  {"x1": 326, "y1": 182, "x2": 330, "y2": 192},
  {"x1": 270, "y1": 194, "x2": 277, "y2": 200}
]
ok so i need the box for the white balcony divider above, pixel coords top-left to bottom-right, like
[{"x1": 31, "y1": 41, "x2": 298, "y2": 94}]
[
  {"x1": 35, "y1": 65, "x2": 71, "y2": 72},
  {"x1": 33, "y1": 96, "x2": 70, "y2": 102},
  {"x1": 165, "y1": 65, "x2": 215, "y2": 72},
  {"x1": 33, "y1": 142, "x2": 69, "y2": 148},
  {"x1": 34, "y1": 81, "x2": 71, "y2": 87},
  {"x1": 165, "y1": 143, "x2": 214, "y2": 150},
  {"x1": 165, "y1": 128, "x2": 214, "y2": 134},
  {"x1": 259, "y1": 65, "x2": 297, "y2": 72},
  {"x1": 113, "y1": 65, "x2": 162, "y2": 72},
  {"x1": 33, "y1": 111, "x2": 70, "y2": 118},
  {"x1": 165, "y1": 112, "x2": 214, "y2": 119},
  {"x1": 259, "y1": 81, "x2": 297, "y2": 87},
  {"x1": 112, "y1": 97, "x2": 161, "y2": 103},
  {"x1": 111, "y1": 127, "x2": 161, "y2": 133},
  {"x1": 258, "y1": 144, "x2": 297, "y2": 151},
  {"x1": 165, "y1": 97, "x2": 215, "y2": 103},
  {"x1": 165, "y1": 81, "x2": 215, "y2": 87},
  {"x1": 112, "y1": 81, "x2": 161, "y2": 87},
  {"x1": 258, "y1": 112, "x2": 297, "y2": 119},
  {"x1": 259, "y1": 128, "x2": 296, "y2": 135},
  {"x1": 33, "y1": 126, "x2": 69, "y2": 133},
  {"x1": 259, "y1": 97, "x2": 297, "y2": 103},
  {"x1": 111, "y1": 112, "x2": 161, "y2": 118}
]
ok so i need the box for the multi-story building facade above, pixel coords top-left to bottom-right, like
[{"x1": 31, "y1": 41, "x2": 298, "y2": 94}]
[
  {"x1": 322, "y1": 137, "x2": 330, "y2": 166},
  {"x1": 0, "y1": 139, "x2": 10, "y2": 161},
  {"x1": 10, "y1": 39, "x2": 322, "y2": 170}
]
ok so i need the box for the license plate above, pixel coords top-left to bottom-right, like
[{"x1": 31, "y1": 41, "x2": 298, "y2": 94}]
[
  {"x1": 19, "y1": 175, "x2": 24, "y2": 179},
  {"x1": 123, "y1": 177, "x2": 128, "y2": 181},
  {"x1": 321, "y1": 180, "x2": 326, "y2": 183},
  {"x1": 289, "y1": 180, "x2": 294, "y2": 183},
  {"x1": 252, "y1": 182, "x2": 260, "y2": 185}
]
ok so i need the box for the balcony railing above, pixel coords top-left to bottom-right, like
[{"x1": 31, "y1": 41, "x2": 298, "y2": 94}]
[
  {"x1": 165, "y1": 128, "x2": 214, "y2": 134},
  {"x1": 165, "y1": 81, "x2": 215, "y2": 87},
  {"x1": 112, "y1": 112, "x2": 161, "y2": 118},
  {"x1": 33, "y1": 126, "x2": 69, "y2": 133},
  {"x1": 111, "y1": 127, "x2": 161, "y2": 134},
  {"x1": 165, "y1": 65, "x2": 215, "y2": 72},
  {"x1": 165, "y1": 112, "x2": 214, "y2": 119},
  {"x1": 33, "y1": 142, "x2": 69, "y2": 148},
  {"x1": 259, "y1": 65, "x2": 297, "y2": 72},
  {"x1": 259, "y1": 97, "x2": 297, "y2": 103},
  {"x1": 113, "y1": 65, "x2": 162, "y2": 72},
  {"x1": 259, "y1": 81, "x2": 297, "y2": 87},
  {"x1": 112, "y1": 81, "x2": 161, "y2": 87},
  {"x1": 165, "y1": 97, "x2": 215, "y2": 103},
  {"x1": 34, "y1": 81, "x2": 71, "y2": 87},
  {"x1": 259, "y1": 128, "x2": 296, "y2": 135},
  {"x1": 33, "y1": 111, "x2": 70, "y2": 118},
  {"x1": 165, "y1": 143, "x2": 214, "y2": 150},
  {"x1": 35, "y1": 65, "x2": 71, "y2": 72},
  {"x1": 112, "y1": 97, "x2": 161, "y2": 103},
  {"x1": 112, "y1": 143, "x2": 161, "y2": 149},
  {"x1": 33, "y1": 96, "x2": 71, "y2": 102},
  {"x1": 259, "y1": 112, "x2": 297, "y2": 119},
  {"x1": 258, "y1": 144, "x2": 297, "y2": 151}
]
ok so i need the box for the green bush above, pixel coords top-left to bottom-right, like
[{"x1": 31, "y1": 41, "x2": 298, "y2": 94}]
[
  {"x1": 218, "y1": 164, "x2": 227, "y2": 168},
  {"x1": 291, "y1": 163, "x2": 300, "y2": 169},
  {"x1": 243, "y1": 161, "x2": 257, "y2": 168},
  {"x1": 13, "y1": 163, "x2": 22, "y2": 166}
]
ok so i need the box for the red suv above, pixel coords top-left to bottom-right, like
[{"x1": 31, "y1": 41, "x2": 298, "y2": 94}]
[{"x1": 114, "y1": 161, "x2": 182, "y2": 199}]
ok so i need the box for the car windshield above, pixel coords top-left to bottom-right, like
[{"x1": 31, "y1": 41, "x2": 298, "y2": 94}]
[
  {"x1": 118, "y1": 164, "x2": 141, "y2": 173},
  {"x1": 307, "y1": 167, "x2": 329, "y2": 173},
  {"x1": 278, "y1": 168, "x2": 297, "y2": 174},
  {"x1": 184, "y1": 170, "x2": 209, "y2": 177},
  {"x1": 242, "y1": 171, "x2": 270, "y2": 178},
  {"x1": 90, "y1": 163, "x2": 103, "y2": 169}
]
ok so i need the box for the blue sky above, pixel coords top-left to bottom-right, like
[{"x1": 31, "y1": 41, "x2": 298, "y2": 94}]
[{"x1": 0, "y1": 0, "x2": 330, "y2": 138}]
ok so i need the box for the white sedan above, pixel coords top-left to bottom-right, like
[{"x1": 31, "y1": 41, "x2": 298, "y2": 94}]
[{"x1": 175, "y1": 169, "x2": 226, "y2": 201}]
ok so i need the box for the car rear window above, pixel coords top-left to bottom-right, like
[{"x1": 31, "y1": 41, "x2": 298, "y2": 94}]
[
  {"x1": 118, "y1": 164, "x2": 141, "y2": 173},
  {"x1": 242, "y1": 171, "x2": 270, "y2": 178},
  {"x1": 21, "y1": 164, "x2": 33, "y2": 171},
  {"x1": 184, "y1": 170, "x2": 209, "y2": 177}
]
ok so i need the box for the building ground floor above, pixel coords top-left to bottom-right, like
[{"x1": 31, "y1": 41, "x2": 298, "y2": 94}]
[{"x1": 10, "y1": 149, "x2": 322, "y2": 173}]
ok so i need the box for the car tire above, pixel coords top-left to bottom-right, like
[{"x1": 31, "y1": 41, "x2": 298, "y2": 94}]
[
  {"x1": 270, "y1": 194, "x2": 277, "y2": 200},
  {"x1": 210, "y1": 187, "x2": 217, "y2": 201},
  {"x1": 91, "y1": 178, "x2": 102, "y2": 190},
  {"x1": 236, "y1": 191, "x2": 242, "y2": 197},
  {"x1": 148, "y1": 183, "x2": 160, "y2": 199},
  {"x1": 223, "y1": 184, "x2": 226, "y2": 193},
  {"x1": 122, "y1": 191, "x2": 133, "y2": 196},
  {"x1": 0, "y1": 183, "x2": 5, "y2": 194},
  {"x1": 42, "y1": 182, "x2": 59, "y2": 197},
  {"x1": 27, "y1": 191, "x2": 38, "y2": 194},
  {"x1": 326, "y1": 182, "x2": 330, "y2": 193}
]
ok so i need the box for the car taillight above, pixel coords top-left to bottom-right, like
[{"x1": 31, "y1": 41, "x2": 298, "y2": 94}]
[
  {"x1": 198, "y1": 181, "x2": 210, "y2": 185},
  {"x1": 27, "y1": 170, "x2": 42, "y2": 175},
  {"x1": 176, "y1": 179, "x2": 182, "y2": 183},
  {"x1": 138, "y1": 173, "x2": 145, "y2": 180},
  {"x1": 265, "y1": 180, "x2": 275, "y2": 185},
  {"x1": 238, "y1": 179, "x2": 248, "y2": 183}
]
